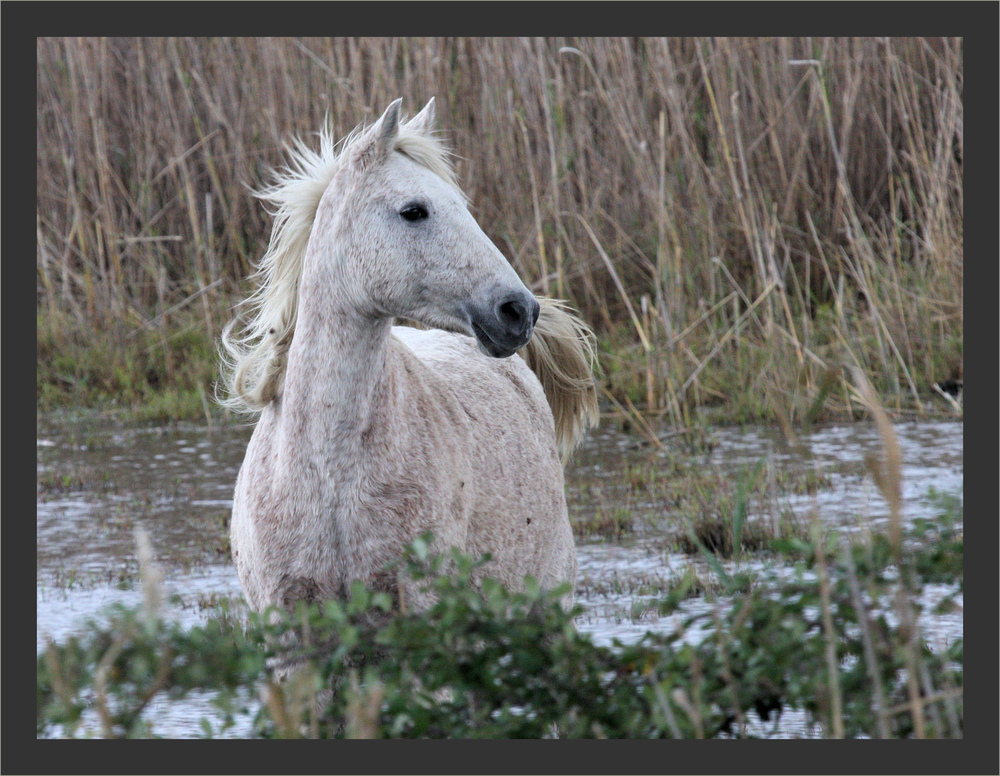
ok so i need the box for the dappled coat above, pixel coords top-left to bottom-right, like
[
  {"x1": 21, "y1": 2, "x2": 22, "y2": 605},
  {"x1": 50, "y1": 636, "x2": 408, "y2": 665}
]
[{"x1": 222, "y1": 99, "x2": 598, "y2": 616}]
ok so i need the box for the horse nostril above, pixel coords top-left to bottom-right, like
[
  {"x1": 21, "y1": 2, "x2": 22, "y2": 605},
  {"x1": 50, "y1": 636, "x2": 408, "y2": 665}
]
[
  {"x1": 498, "y1": 299, "x2": 528, "y2": 330},
  {"x1": 487, "y1": 292, "x2": 538, "y2": 350}
]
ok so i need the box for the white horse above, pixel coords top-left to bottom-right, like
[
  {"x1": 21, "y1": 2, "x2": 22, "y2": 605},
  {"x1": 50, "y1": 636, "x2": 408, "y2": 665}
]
[{"x1": 221, "y1": 98, "x2": 597, "y2": 619}]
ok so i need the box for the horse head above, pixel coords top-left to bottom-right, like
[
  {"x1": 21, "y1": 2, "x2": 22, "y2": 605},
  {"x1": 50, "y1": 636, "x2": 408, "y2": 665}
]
[{"x1": 316, "y1": 98, "x2": 539, "y2": 358}]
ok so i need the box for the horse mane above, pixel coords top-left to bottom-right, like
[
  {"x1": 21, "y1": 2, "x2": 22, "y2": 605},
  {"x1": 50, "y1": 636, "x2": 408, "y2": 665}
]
[
  {"x1": 219, "y1": 115, "x2": 459, "y2": 414},
  {"x1": 519, "y1": 298, "x2": 600, "y2": 460}
]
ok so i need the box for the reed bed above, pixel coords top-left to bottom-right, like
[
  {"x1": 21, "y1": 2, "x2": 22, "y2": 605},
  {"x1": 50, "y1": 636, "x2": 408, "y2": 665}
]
[{"x1": 36, "y1": 37, "x2": 963, "y2": 422}]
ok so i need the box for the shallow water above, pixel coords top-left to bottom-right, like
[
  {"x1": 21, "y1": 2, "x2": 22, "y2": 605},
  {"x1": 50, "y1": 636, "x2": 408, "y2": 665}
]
[
  {"x1": 569, "y1": 419, "x2": 963, "y2": 646},
  {"x1": 36, "y1": 414, "x2": 962, "y2": 738}
]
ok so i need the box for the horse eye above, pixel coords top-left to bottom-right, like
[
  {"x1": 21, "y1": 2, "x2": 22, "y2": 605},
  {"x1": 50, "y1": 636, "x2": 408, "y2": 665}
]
[{"x1": 400, "y1": 203, "x2": 429, "y2": 222}]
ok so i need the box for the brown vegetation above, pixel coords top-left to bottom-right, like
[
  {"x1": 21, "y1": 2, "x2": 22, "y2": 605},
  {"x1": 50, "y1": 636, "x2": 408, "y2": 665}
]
[{"x1": 36, "y1": 37, "x2": 962, "y2": 422}]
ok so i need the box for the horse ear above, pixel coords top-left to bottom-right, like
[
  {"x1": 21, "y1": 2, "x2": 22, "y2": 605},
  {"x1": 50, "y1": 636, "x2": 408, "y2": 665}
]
[
  {"x1": 407, "y1": 97, "x2": 436, "y2": 134},
  {"x1": 377, "y1": 98, "x2": 403, "y2": 153},
  {"x1": 353, "y1": 98, "x2": 403, "y2": 170}
]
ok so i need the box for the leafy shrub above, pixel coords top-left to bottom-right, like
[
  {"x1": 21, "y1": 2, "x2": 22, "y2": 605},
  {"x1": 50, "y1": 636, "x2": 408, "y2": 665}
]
[{"x1": 38, "y1": 525, "x2": 962, "y2": 739}]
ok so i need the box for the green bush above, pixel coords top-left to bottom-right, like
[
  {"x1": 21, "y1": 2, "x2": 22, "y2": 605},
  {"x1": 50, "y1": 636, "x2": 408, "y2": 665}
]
[{"x1": 38, "y1": 523, "x2": 962, "y2": 739}]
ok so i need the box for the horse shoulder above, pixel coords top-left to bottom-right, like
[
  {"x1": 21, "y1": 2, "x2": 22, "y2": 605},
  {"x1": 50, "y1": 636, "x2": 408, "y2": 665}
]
[
  {"x1": 230, "y1": 406, "x2": 285, "y2": 609},
  {"x1": 391, "y1": 327, "x2": 571, "y2": 592},
  {"x1": 391, "y1": 326, "x2": 551, "y2": 427}
]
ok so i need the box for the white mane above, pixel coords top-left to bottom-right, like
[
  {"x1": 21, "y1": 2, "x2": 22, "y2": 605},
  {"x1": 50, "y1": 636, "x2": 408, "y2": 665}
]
[{"x1": 219, "y1": 115, "x2": 459, "y2": 413}]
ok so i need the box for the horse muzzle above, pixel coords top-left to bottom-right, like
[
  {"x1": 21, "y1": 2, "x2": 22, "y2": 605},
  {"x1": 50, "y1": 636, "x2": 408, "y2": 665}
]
[{"x1": 465, "y1": 290, "x2": 540, "y2": 358}]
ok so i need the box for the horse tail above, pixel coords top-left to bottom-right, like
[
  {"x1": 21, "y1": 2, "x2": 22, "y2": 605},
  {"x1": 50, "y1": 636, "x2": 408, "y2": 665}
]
[{"x1": 520, "y1": 298, "x2": 600, "y2": 461}]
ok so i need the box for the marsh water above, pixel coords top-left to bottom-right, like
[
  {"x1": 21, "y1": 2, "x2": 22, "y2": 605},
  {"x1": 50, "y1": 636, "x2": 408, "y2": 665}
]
[{"x1": 37, "y1": 413, "x2": 963, "y2": 737}]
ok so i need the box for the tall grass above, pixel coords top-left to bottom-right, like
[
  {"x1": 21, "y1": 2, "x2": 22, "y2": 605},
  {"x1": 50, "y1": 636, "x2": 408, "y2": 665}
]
[{"x1": 36, "y1": 37, "x2": 962, "y2": 422}]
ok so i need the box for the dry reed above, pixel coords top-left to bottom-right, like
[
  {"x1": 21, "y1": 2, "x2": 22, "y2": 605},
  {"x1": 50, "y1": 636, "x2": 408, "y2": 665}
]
[{"x1": 36, "y1": 37, "x2": 962, "y2": 421}]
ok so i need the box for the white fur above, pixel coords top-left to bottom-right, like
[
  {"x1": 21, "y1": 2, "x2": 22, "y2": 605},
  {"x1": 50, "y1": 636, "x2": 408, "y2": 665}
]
[{"x1": 223, "y1": 99, "x2": 596, "y2": 617}]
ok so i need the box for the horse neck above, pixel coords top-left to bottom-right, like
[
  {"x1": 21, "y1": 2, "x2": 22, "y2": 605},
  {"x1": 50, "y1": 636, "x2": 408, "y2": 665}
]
[{"x1": 277, "y1": 273, "x2": 398, "y2": 482}]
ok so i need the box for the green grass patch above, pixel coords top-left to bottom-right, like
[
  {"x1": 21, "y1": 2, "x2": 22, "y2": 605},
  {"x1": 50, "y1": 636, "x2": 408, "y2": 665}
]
[{"x1": 37, "y1": 309, "x2": 220, "y2": 423}]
